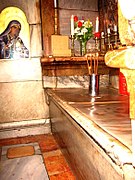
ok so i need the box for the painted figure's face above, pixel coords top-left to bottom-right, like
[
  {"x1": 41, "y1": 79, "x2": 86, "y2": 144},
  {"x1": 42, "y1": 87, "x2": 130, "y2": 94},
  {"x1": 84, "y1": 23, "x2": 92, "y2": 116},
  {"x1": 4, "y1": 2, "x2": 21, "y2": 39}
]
[{"x1": 10, "y1": 25, "x2": 20, "y2": 38}]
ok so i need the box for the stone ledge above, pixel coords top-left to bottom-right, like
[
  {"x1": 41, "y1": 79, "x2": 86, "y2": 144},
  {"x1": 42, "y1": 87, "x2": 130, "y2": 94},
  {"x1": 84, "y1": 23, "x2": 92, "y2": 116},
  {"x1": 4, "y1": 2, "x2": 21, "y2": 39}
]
[{"x1": 0, "y1": 119, "x2": 51, "y2": 139}]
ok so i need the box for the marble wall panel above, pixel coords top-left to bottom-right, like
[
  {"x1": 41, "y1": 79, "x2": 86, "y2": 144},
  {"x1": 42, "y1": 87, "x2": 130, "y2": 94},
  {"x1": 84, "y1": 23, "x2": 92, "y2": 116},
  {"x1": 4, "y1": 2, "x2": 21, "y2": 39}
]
[
  {"x1": 0, "y1": 59, "x2": 49, "y2": 123},
  {"x1": 43, "y1": 75, "x2": 109, "y2": 88},
  {"x1": 0, "y1": 81, "x2": 49, "y2": 123},
  {"x1": 29, "y1": 24, "x2": 42, "y2": 57},
  {"x1": 0, "y1": 59, "x2": 42, "y2": 82}
]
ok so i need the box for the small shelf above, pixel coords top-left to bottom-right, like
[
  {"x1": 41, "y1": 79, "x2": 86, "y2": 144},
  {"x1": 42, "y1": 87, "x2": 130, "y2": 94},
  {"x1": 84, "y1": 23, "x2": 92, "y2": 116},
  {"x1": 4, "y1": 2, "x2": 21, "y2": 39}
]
[{"x1": 40, "y1": 55, "x2": 105, "y2": 63}]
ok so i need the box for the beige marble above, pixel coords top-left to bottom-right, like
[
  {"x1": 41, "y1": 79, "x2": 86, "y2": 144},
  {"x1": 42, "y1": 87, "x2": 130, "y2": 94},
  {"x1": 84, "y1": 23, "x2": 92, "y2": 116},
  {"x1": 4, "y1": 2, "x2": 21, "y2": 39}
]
[
  {"x1": 0, "y1": 155, "x2": 49, "y2": 180},
  {"x1": 47, "y1": 88, "x2": 134, "y2": 180},
  {"x1": 43, "y1": 75, "x2": 109, "y2": 88},
  {"x1": 0, "y1": 59, "x2": 49, "y2": 126},
  {"x1": 0, "y1": 59, "x2": 42, "y2": 82},
  {"x1": 30, "y1": 24, "x2": 42, "y2": 57},
  {"x1": 0, "y1": 119, "x2": 51, "y2": 139}
]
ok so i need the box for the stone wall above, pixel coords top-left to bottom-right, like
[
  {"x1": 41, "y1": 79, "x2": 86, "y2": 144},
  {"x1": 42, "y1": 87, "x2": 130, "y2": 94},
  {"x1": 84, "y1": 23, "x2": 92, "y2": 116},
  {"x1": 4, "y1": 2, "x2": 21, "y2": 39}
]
[{"x1": 0, "y1": 58, "x2": 50, "y2": 139}]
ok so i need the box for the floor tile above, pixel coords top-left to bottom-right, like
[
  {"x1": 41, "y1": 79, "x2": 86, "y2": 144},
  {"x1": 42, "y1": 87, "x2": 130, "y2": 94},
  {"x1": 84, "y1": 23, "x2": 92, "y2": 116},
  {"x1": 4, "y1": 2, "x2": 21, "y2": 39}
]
[
  {"x1": 39, "y1": 134, "x2": 59, "y2": 152},
  {"x1": 7, "y1": 145, "x2": 35, "y2": 159},
  {"x1": 49, "y1": 170, "x2": 76, "y2": 180},
  {"x1": 1, "y1": 143, "x2": 41, "y2": 161},
  {"x1": 0, "y1": 155, "x2": 49, "y2": 180},
  {"x1": 43, "y1": 149, "x2": 62, "y2": 158},
  {"x1": 0, "y1": 134, "x2": 76, "y2": 179},
  {"x1": 44, "y1": 152, "x2": 70, "y2": 176}
]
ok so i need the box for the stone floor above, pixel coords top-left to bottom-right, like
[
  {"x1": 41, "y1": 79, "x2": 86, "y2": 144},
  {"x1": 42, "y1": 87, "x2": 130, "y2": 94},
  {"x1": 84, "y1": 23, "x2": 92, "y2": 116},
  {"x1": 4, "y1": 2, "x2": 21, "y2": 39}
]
[{"x1": 0, "y1": 134, "x2": 76, "y2": 180}]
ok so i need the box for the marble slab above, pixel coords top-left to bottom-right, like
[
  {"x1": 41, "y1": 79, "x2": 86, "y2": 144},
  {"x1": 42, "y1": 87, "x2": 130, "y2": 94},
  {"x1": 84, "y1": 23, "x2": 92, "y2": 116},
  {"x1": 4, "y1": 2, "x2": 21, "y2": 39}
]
[
  {"x1": 0, "y1": 155, "x2": 49, "y2": 180},
  {"x1": 47, "y1": 88, "x2": 132, "y2": 160},
  {"x1": 49, "y1": 92, "x2": 130, "y2": 179},
  {"x1": 0, "y1": 58, "x2": 42, "y2": 82},
  {"x1": 0, "y1": 143, "x2": 49, "y2": 180},
  {"x1": 0, "y1": 59, "x2": 49, "y2": 124}
]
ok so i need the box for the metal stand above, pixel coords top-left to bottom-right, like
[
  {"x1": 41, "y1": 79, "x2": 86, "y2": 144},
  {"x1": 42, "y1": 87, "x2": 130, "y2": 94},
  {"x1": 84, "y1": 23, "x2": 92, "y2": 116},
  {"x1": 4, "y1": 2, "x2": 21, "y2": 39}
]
[
  {"x1": 113, "y1": 31, "x2": 118, "y2": 49},
  {"x1": 87, "y1": 53, "x2": 99, "y2": 96},
  {"x1": 54, "y1": 8, "x2": 58, "y2": 34},
  {"x1": 106, "y1": 32, "x2": 112, "y2": 51},
  {"x1": 70, "y1": 35, "x2": 75, "y2": 56},
  {"x1": 95, "y1": 37, "x2": 100, "y2": 51},
  {"x1": 100, "y1": 32, "x2": 106, "y2": 54},
  {"x1": 89, "y1": 74, "x2": 99, "y2": 96}
]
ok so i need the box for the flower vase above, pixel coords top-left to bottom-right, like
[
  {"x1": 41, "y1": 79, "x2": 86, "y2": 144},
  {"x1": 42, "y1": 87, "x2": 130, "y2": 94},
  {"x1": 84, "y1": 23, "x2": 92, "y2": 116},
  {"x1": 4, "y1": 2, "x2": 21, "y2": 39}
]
[{"x1": 80, "y1": 41, "x2": 87, "y2": 56}]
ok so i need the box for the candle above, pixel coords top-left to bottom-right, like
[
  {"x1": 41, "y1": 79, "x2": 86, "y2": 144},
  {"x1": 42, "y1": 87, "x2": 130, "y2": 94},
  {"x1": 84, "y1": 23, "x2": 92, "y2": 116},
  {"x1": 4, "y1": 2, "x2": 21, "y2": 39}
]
[
  {"x1": 95, "y1": 17, "x2": 99, "y2": 32},
  {"x1": 71, "y1": 15, "x2": 74, "y2": 36},
  {"x1": 54, "y1": 0, "x2": 57, "y2": 8},
  {"x1": 107, "y1": 28, "x2": 110, "y2": 34},
  {"x1": 114, "y1": 25, "x2": 117, "y2": 32}
]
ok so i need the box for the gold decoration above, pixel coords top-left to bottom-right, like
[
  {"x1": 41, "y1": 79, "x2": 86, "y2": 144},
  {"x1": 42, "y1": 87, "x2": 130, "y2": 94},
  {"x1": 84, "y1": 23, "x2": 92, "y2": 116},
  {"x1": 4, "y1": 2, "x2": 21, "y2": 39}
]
[{"x1": 0, "y1": 7, "x2": 30, "y2": 50}]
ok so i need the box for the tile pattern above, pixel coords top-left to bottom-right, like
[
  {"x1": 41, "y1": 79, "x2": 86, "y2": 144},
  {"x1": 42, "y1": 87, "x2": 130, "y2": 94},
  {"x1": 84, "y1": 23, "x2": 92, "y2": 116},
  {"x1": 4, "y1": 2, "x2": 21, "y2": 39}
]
[
  {"x1": 0, "y1": 134, "x2": 75, "y2": 180},
  {"x1": 7, "y1": 145, "x2": 35, "y2": 159}
]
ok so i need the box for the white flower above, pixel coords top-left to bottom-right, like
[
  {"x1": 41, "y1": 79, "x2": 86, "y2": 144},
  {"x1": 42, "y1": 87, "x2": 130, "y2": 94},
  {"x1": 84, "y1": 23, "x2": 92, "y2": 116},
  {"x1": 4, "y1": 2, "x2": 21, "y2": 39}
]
[
  {"x1": 74, "y1": 17, "x2": 93, "y2": 41},
  {"x1": 81, "y1": 28, "x2": 88, "y2": 34},
  {"x1": 74, "y1": 27, "x2": 80, "y2": 33}
]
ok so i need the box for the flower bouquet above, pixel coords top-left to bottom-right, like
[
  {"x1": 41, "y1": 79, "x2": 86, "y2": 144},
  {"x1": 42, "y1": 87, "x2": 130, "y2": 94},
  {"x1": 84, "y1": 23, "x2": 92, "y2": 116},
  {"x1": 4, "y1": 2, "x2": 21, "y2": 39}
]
[{"x1": 74, "y1": 16, "x2": 93, "y2": 56}]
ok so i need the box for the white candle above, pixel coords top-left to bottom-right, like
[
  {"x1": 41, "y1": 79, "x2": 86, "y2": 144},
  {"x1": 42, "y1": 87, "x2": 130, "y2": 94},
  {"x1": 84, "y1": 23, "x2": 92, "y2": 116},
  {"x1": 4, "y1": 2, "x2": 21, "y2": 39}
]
[
  {"x1": 107, "y1": 28, "x2": 110, "y2": 34},
  {"x1": 54, "y1": 0, "x2": 57, "y2": 8},
  {"x1": 114, "y1": 25, "x2": 117, "y2": 32},
  {"x1": 71, "y1": 15, "x2": 74, "y2": 36},
  {"x1": 95, "y1": 17, "x2": 99, "y2": 32}
]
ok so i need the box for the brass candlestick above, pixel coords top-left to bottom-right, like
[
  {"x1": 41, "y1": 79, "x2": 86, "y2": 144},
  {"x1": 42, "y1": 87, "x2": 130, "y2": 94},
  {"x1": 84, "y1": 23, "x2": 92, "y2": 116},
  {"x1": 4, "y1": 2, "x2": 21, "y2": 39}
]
[
  {"x1": 70, "y1": 35, "x2": 75, "y2": 56},
  {"x1": 94, "y1": 32, "x2": 101, "y2": 52},
  {"x1": 106, "y1": 31, "x2": 112, "y2": 51},
  {"x1": 95, "y1": 37, "x2": 100, "y2": 51},
  {"x1": 113, "y1": 31, "x2": 118, "y2": 49},
  {"x1": 54, "y1": 8, "x2": 58, "y2": 34},
  {"x1": 100, "y1": 32, "x2": 106, "y2": 54}
]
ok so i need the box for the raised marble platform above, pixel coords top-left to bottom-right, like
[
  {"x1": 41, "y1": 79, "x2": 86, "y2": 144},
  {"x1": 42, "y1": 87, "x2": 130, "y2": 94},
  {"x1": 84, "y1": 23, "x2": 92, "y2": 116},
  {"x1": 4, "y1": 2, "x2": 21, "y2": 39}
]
[{"x1": 46, "y1": 88, "x2": 135, "y2": 180}]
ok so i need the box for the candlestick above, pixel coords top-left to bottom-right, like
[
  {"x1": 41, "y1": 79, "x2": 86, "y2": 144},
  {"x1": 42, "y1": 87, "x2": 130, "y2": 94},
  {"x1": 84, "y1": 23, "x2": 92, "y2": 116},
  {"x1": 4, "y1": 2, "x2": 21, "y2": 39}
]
[
  {"x1": 100, "y1": 32, "x2": 106, "y2": 54},
  {"x1": 70, "y1": 36, "x2": 75, "y2": 56},
  {"x1": 107, "y1": 29, "x2": 112, "y2": 50},
  {"x1": 71, "y1": 15, "x2": 74, "y2": 36},
  {"x1": 54, "y1": 8, "x2": 58, "y2": 34},
  {"x1": 95, "y1": 17, "x2": 99, "y2": 32}
]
